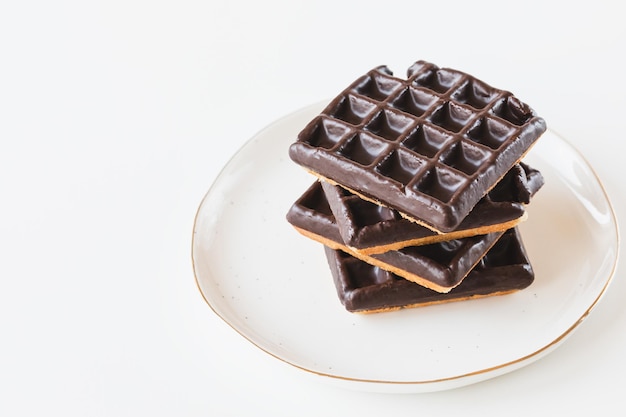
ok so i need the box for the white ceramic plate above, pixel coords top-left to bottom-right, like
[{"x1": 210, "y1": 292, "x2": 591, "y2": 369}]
[{"x1": 192, "y1": 102, "x2": 619, "y2": 393}]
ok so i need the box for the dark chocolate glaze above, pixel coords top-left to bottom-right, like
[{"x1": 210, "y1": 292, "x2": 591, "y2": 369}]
[
  {"x1": 370, "y1": 231, "x2": 503, "y2": 288},
  {"x1": 289, "y1": 60, "x2": 546, "y2": 232},
  {"x1": 321, "y1": 162, "x2": 543, "y2": 253},
  {"x1": 325, "y1": 228, "x2": 534, "y2": 313},
  {"x1": 286, "y1": 182, "x2": 505, "y2": 291}
]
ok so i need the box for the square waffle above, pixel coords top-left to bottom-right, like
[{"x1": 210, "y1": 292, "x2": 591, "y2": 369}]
[
  {"x1": 325, "y1": 228, "x2": 534, "y2": 313},
  {"x1": 289, "y1": 61, "x2": 546, "y2": 233}
]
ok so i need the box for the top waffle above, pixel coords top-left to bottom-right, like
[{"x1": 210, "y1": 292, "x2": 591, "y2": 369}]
[{"x1": 289, "y1": 61, "x2": 546, "y2": 233}]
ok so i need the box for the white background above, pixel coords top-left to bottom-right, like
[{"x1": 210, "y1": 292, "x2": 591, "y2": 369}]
[{"x1": 1, "y1": 0, "x2": 625, "y2": 415}]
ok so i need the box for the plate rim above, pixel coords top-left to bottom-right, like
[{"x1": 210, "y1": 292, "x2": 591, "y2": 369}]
[{"x1": 191, "y1": 101, "x2": 620, "y2": 392}]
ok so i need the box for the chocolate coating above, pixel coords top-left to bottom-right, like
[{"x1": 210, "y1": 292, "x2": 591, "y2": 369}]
[
  {"x1": 289, "y1": 61, "x2": 546, "y2": 232},
  {"x1": 322, "y1": 162, "x2": 543, "y2": 253},
  {"x1": 325, "y1": 228, "x2": 534, "y2": 313},
  {"x1": 286, "y1": 182, "x2": 505, "y2": 292}
]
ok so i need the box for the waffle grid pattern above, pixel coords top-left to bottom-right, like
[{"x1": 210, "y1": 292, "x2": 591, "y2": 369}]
[
  {"x1": 287, "y1": 180, "x2": 504, "y2": 291},
  {"x1": 326, "y1": 228, "x2": 534, "y2": 312},
  {"x1": 337, "y1": 229, "x2": 527, "y2": 289},
  {"x1": 327, "y1": 162, "x2": 541, "y2": 234},
  {"x1": 290, "y1": 61, "x2": 546, "y2": 231}
]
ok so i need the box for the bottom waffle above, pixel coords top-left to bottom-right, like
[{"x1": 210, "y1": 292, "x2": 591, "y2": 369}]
[{"x1": 325, "y1": 228, "x2": 534, "y2": 313}]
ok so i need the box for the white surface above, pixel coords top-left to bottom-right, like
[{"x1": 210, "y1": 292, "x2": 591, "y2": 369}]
[
  {"x1": 192, "y1": 104, "x2": 618, "y2": 393},
  {"x1": 1, "y1": 0, "x2": 625, "y2": 415}
]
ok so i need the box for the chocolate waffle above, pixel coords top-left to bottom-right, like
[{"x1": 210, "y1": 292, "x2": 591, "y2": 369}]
[
  {"x1": 322, "y1": 162, "x2": 543, "y2": 254},
  {"x1": 325, "y1": 228, "x2": 534, "y2": 313},
  {"x1": 286, "y1": 182, "x2": 505, "y2": 293},
  {"x1": 289, "y1": 60, "x2": 546, "y2": 233}
]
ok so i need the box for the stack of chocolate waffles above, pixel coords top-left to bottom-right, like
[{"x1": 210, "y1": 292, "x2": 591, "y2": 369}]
[{"x1": 286, "y1": 61, "x2": 546, "y2": 313}]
